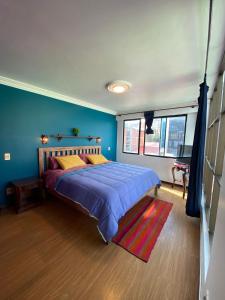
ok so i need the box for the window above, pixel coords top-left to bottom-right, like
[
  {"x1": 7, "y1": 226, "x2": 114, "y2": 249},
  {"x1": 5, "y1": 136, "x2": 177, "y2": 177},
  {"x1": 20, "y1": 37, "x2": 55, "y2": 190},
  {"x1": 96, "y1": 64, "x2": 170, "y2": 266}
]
[
  {"x1": 123, "y1": 119, "x2": 140, "y2": 154},
  {"x1": 165, "y1": 116, "x2": 186, "y2": 157},
  {"x1": 144, "y1": 118, "x2": 162, "y2": 156},
  {"x1": 122, "y1": 115, "x2": 187, "y2": 157},
  {"x1": 144, "y1": 115, "x2": 186, "y2": 157}
]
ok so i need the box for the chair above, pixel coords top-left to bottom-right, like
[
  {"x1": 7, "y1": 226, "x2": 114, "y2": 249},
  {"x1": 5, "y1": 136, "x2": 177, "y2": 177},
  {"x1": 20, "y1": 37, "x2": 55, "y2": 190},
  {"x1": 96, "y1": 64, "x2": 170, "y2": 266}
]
[{"x1": 171, "y1": 145, "x2": 192, "y2": 199}]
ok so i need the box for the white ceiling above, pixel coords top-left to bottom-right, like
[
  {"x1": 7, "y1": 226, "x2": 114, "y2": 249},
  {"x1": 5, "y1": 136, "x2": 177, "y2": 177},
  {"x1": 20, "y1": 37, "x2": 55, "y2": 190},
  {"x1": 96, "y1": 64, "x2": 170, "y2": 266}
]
[{"x1": 0, "y1": 0, "x2": 224, "y2": 114}]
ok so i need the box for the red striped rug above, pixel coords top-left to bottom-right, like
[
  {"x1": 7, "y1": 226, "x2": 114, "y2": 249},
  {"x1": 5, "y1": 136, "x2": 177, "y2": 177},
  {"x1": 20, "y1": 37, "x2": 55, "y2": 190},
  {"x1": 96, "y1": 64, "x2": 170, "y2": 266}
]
[{"x1": 113, "y1": 196, "x2": 173, "y2": 262}]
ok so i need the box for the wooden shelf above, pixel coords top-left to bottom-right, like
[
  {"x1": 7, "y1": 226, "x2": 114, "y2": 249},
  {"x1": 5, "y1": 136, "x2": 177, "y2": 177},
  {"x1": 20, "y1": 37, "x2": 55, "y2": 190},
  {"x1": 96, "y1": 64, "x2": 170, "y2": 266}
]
[
  {"x1": 206, "y1": 157, "x2": 222, "y2": 185},
  {"x1": 208, "y1": 116, "x2": 219, "y2": 129},
  {"x1": 50, "y1": 134, "x2": 101, "y2": 142}
]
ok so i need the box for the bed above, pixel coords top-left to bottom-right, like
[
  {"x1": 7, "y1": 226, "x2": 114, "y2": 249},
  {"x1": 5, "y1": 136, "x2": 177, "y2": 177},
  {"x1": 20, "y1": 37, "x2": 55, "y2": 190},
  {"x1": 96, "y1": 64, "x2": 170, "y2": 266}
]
[{"x1": 39, "y1": 146, "x2": 161, "y2": 242}]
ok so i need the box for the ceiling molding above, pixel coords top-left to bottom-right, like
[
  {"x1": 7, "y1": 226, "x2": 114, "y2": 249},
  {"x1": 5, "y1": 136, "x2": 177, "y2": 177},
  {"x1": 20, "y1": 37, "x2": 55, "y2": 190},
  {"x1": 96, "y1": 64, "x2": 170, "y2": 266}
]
[{"x1": 0, "y1": 75, "x2": 116, "y2": 115}]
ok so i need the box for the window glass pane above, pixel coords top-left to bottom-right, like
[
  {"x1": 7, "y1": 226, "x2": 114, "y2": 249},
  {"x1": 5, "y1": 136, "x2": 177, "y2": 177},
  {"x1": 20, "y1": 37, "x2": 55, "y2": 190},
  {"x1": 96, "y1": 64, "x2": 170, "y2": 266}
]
[
  {"x1": 159, "y1": 117, "x2": 167, "y2": 156},
  {"x1": 144, "y1": 118, "x2": 161, "y2": 155},
  {"x1": 165, "y1": 116, "x2": 186, "y2": 157},
  {"x1": 123, "y1": 120, "x2": 140, "y2": 153}
]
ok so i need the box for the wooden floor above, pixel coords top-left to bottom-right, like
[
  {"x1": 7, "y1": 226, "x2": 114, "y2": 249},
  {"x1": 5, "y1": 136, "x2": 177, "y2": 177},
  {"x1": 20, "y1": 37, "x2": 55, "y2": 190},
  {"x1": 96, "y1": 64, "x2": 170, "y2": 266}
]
[{"x1": 0, "y1": 184, "x2": 200, "y2": 300}]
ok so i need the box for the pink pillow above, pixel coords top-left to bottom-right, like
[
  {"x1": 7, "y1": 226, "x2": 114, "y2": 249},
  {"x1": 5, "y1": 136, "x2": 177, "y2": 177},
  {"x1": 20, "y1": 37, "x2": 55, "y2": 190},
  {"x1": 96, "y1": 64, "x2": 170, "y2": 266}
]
[
  {"x1": 48, "y1": 156, "x2": 60, "y2": 170},
  {"x1": 79, "y1": 154, "x2": 90, "y2": 164}
]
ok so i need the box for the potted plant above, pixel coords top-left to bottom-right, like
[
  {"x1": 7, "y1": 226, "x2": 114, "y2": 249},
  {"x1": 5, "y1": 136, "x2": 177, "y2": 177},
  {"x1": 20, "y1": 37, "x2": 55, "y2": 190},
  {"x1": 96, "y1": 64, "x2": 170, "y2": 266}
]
[{"x1": 72, "y1": 128, "x2": 80, "y2": 136}]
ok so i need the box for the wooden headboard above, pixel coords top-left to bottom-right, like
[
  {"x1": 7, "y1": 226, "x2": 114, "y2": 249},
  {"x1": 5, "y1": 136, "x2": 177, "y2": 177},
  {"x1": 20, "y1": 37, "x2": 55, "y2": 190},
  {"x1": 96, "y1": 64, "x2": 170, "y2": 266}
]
[{"x1": 38, "y1": 146, "x2": 101, "y2": 177}]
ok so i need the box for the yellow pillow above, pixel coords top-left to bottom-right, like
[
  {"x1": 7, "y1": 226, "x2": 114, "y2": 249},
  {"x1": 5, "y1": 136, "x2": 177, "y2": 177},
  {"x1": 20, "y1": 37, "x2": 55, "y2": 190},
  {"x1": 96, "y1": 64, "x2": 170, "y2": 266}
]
[
  {"x1": 87, "y1": 154, "x2": 108, "y2": 165},
  {"x1": 55, "y1": 155, "x2": 86, "y2": 170}
]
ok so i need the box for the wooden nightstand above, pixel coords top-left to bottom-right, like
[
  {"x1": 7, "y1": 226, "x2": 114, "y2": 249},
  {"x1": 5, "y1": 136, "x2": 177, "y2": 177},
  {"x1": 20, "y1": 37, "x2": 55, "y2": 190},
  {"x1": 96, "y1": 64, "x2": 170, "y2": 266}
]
[{"x1": 11, "y1": 177, "x2": 43, "y2": 213}]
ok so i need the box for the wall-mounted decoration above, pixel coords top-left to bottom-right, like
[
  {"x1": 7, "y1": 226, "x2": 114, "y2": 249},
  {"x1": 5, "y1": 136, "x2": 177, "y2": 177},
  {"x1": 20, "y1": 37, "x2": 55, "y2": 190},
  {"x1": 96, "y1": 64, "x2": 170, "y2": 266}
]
[
  {"x1": 96, "y1": 137, "x2": 102, "y2": 143},
  {"x1": 40, "y1": 134, "x2": 102, "y2": 144},
  {"x1": 72, "y1": 128, "x2": 80, "y2": 136},
  {"x1": 41, "y1": 134, "x2": 48, "y2": 144}
]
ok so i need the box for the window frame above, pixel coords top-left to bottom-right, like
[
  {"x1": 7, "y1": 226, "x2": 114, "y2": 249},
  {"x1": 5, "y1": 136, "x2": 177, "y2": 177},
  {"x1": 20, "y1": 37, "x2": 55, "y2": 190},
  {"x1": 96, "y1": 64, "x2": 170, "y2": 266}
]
[
  {"x1": 143, "y1": 114, "x2": 187, "y2": 158},
  {"x1": 122, "y1": 118, "x2": 141, "y2": 155}
]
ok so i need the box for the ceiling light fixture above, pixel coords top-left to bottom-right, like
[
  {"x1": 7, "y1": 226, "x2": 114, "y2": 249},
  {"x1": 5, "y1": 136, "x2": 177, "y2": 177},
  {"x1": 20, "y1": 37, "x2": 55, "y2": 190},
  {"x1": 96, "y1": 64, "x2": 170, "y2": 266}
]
[{"x1": 106, "y1": 80, "x2": 132, "y2": 94}]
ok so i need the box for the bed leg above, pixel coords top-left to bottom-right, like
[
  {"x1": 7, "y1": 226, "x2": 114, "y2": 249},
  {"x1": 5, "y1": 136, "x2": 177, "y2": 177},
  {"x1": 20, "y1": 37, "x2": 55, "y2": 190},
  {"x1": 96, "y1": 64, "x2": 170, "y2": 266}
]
[{"x1": 154, "y1": 186, "x2": 158, "y2": 197}]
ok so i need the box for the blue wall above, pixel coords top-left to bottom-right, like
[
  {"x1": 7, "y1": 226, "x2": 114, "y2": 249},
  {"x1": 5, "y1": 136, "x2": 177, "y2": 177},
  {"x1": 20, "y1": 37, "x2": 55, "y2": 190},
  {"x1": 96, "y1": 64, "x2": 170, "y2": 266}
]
[{"x1": 0, "y1": 84, "x2": 117, "y2": 207}]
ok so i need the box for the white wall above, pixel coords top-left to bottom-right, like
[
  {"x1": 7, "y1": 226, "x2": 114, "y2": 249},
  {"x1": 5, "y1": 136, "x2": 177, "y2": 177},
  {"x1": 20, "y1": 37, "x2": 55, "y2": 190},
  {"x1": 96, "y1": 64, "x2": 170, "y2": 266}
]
[{"x1": 116, "y1": 107, "x2": 197, "y2": 183}]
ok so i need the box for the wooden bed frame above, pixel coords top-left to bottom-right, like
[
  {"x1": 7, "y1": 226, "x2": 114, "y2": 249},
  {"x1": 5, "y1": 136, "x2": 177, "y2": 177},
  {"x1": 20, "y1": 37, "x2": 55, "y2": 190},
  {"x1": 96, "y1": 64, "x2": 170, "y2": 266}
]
[
  {"x1": 38, "y1": 145, "x2": 101, "y2": 177},
  {"x1": 38, "y1": 146, "x2": 102, "y2": 217},
  {"x1": 38, "y1": 145, "x2": 158, "y2": 242}
]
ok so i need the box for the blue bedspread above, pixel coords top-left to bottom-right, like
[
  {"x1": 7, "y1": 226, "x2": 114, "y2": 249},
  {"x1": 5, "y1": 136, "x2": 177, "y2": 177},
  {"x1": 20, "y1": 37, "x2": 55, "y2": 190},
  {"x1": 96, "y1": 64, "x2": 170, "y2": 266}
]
[{"x1": 55, "y1": 162, "x2": 160, "y2": 241}]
